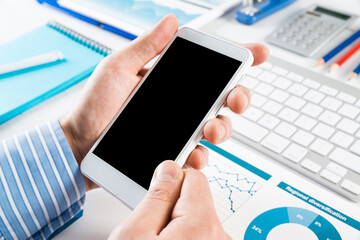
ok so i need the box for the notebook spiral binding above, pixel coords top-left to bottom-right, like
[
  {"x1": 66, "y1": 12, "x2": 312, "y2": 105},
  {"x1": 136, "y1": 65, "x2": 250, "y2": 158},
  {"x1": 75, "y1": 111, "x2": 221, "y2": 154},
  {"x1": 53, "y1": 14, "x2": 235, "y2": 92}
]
[{"x1": 47, "y1": 21, "x2": 112, "y2": 57}]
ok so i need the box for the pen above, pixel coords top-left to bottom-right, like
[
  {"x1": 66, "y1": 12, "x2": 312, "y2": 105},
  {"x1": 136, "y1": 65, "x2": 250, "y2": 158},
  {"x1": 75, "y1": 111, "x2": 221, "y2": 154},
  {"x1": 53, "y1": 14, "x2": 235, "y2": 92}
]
[
  {"x1": 330, "y1": 41, "x2": 360, "y2": 72},
  {"x1": 0, "y1": 51, "x2": 64, "y2": 75},
  {"x1": 316, "y1": 29, "x2": 360, "y2": 66},
  {"x1": 349, "y1": 62, "x2": 360, "y2": 81}
]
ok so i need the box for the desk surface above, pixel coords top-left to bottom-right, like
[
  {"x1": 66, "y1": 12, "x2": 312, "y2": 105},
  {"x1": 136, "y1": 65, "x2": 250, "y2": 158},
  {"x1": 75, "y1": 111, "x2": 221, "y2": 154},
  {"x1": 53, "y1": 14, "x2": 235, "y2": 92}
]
[{"x1": 1, "y1": 0, "x2": 360, "y2": 239}]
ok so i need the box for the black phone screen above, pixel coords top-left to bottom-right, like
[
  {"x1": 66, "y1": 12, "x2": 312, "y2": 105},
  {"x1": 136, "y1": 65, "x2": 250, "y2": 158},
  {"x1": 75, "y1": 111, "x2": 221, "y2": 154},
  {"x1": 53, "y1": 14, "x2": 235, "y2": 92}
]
[{"x1": 93, "y1": 37, "x2": 241, "y2": 188}]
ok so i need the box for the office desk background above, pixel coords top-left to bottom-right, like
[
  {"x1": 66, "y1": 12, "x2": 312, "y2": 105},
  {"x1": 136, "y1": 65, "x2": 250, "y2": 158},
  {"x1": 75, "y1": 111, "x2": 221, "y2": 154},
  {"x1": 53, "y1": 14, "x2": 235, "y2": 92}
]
[{"x1": 0, "y1": 0, "x2": 359, "y2": 239}]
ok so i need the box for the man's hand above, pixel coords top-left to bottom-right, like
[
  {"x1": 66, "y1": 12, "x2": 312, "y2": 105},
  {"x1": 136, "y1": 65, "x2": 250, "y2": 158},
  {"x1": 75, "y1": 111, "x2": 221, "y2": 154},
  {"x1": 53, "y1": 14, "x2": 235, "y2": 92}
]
[
  {"x1": 108, "y1": 160, "x2": 231, "y2": 240},
  {"x1": 60, "y1": 15, "x2": 268, "y2": 190}
]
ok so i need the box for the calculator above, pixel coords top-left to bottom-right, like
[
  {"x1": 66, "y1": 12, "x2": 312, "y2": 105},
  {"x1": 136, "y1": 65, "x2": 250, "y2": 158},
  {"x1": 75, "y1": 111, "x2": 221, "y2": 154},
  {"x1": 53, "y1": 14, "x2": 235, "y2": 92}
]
[{"x1": 266, "y1": 5, "x2": 358, "y2": 57}]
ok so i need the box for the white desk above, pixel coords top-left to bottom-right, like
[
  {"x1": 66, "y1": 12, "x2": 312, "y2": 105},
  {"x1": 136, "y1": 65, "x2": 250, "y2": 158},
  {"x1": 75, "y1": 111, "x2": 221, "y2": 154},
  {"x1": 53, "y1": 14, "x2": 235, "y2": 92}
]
[{"x1": 1, "y1": 0, "x2": 359, "y2": 239}]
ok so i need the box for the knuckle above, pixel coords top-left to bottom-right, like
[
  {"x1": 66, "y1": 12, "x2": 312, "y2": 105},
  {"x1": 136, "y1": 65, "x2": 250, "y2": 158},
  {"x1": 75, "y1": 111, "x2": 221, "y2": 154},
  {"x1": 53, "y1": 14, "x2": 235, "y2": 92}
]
[{"x1": 147, "y1": 188, "x2": 172, "y2": 202}]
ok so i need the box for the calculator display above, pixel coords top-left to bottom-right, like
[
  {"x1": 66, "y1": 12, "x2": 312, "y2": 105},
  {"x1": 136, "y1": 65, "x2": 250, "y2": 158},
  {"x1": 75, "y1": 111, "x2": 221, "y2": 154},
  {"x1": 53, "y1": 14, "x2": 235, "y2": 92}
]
[{"x1": 314, "y1": 7, "x2": 350, "y2": 20}]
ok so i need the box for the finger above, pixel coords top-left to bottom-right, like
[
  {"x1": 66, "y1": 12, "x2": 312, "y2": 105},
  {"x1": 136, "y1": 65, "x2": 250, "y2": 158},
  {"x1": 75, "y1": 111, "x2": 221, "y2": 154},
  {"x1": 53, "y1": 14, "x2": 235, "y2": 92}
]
[
  {"x1": 138, "y1": 67, "x2": 150, "y2": 77},
  {"x1": 122, "y1": 161, "x2": 184, "y2": 236},
  {"x1": 112, "y1": 14, "x2": 178, "y2": 74},
  {"x1": 226, "y1": 85, "x2": 251, "y2": 114},
  {"x1": 240, "y1": 43, "x2": 269, "y2": 66},
  {"x1": 184, "y1": 145, "x2": 208, "y2": 170},
  {"x1": 203, "y1": 115, "x2": 232, "y2": 144}
]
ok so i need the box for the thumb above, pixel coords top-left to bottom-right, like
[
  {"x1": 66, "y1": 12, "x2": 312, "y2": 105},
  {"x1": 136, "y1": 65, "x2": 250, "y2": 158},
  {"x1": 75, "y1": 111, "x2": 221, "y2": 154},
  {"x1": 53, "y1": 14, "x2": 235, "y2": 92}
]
[
  {"x1": 120, "y1": 161, "x2": 184, "y2": 237},
  {"x1": 112, "y1": 14, "x2": 179, "y2": 74}
]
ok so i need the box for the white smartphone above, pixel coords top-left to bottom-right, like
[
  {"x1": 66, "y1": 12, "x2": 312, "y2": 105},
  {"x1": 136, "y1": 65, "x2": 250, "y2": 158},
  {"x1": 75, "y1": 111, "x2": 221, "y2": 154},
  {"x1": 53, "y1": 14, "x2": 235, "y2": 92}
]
[{"x1": 81, "y1": 27, "x2": 253, "y2": 209}]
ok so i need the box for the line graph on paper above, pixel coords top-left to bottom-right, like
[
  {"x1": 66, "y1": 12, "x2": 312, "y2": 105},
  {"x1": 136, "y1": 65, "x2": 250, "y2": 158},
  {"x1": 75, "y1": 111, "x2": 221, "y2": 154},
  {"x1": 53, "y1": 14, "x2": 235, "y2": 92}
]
[{"x1": 202, "y1": 151, "x2": 263, "y2": 222}]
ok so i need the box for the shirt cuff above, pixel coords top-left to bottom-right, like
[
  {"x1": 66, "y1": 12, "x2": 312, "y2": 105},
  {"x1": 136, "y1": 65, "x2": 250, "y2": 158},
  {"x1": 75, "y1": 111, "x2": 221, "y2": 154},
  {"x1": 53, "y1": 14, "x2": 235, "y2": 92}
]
[{"x1": 0, "y1": 120, "x2": 86, "y2": 240}]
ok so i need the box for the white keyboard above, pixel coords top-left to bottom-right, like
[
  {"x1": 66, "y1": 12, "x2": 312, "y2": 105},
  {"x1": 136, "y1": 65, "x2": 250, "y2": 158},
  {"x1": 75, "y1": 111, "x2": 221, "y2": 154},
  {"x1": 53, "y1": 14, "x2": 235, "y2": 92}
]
[{"x1": 225, "y1": 55, "x2": 360, "y2": 202}]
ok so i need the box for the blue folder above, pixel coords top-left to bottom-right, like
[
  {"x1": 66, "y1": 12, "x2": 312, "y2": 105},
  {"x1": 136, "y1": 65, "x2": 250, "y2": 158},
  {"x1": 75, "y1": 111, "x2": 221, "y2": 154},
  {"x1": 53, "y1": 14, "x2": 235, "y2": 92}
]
[{"x1": 0, "y1": 22, "x2": 111, "y2": 124}]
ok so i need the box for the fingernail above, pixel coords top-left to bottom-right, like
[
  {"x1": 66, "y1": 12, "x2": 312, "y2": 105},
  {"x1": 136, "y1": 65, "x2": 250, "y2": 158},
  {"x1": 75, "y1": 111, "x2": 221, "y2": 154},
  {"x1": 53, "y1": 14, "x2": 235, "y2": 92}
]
[
  {"x1": 242, "y1": 92, "x2": 249, "y2": 110},
  {"x1": 156, "y1": 161, "x2": 180, "y2": 181},
  {"x1": 218, "y1": 123, "x2": 226, "y2": 140}
]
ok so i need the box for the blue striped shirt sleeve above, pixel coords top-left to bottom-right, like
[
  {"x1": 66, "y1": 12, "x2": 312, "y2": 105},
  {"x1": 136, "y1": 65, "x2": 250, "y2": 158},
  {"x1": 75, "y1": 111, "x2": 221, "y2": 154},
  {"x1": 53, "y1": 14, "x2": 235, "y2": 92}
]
[{"x1": 0, "y1": 120, "x2": 86, "y2": 240}]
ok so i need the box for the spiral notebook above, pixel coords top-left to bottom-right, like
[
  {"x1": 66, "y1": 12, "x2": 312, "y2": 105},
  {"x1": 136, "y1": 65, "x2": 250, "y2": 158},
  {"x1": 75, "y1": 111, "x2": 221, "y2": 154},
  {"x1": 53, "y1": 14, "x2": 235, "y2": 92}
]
[{"x1": 0, "y1": 22, "x2": 112, "y2": 124}]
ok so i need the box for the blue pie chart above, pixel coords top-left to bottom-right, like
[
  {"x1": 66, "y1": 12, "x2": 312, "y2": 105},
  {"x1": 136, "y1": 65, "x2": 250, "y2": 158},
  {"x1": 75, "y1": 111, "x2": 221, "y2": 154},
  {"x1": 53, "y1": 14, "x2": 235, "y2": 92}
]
[{"x1": 244, "y1": 207, "x2": 341, "y2": 240}]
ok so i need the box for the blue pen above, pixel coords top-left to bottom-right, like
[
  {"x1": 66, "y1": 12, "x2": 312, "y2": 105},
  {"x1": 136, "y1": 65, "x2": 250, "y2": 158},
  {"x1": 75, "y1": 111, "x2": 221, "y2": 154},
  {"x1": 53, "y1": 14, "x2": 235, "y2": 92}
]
[
  {"x1": 349, "y1": 62, "x2": 360, "y2": 80},
  {"x1": 317, "y1": 29, "x2": 360, "y2": 66}
]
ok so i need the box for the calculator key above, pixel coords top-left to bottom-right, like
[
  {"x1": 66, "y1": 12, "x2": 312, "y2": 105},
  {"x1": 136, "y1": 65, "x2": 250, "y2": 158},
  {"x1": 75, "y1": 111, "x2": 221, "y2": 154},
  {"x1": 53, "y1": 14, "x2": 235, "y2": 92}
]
[
  {"x1": 341, "y1": 180, "x2": 360, "y2": 196},
  {"x1": 254, "y1": 83, "x2": 274, "y2": 96},
  {"x1": 261, "y1": 100, "x2": 283, "y2": 115},
  {"x1": 242, "y1": 107, "x2": 264, "y2": 121},
  {"x1": 329, "y1": 148, "x2": 360, "y2": 174},
  {"x1": 271, "y1": 66, "x2": 288, "y2": 76},
  {"x1": 269, "y1": 89, "x2": 290, "y2": 103},
  {"x1": 272, "y1": 77, "x2": 292, "y2": 90},
  {"x1": 301, "y1": 159, "x2": 321, "y2": 173},
  {"x1": 303, "y1": 78, "x2": 320, "y2": 89},
  {"x1": 294, "y1": 115, "x2": 317, "y2": 131},
  {"x1": 337, "y1": 92, "x2": 356, "y2": 104},
  {"x1": 319, "y1": 85, "x2": 338, "y2": 96},
  {"x1": 320, "y1": 96, "x2": 342, "y2": 111},
  {"x1": 303, "y1": 89, "x2": 325, "y2": 104},
  {"x1": 301, "y1": 103, "x2": 323, "y2": 118},
  {"x1": 258, "y1": 71, "x2": 277, "y2": 83},
  {"x1": 287, "y1": 72, "x2": 304, "y2": 82},
  {"x1": 311, "y1": 123, "x2": 335, "y2": 139},
  {"x1": 261, "y1": 133, "x2": 289, "y2": 154},
  {"x1": 278, "y1": 107, "x2": 299, "y2": 123},
  {"x1": 274, "y1": 122, "x2": 297, "y2": 138},
  {"x1": 326, "y1": 162, "x2": 347, "y2": 177},
  {"x1": 336, "y1": 118, "x2": 359, "y2": 134},
  {"x1": 285, "y1": 96, "x2": 306, "y2": 110},
  {"x1": 330, "y1": 131, "x2": 354, "y2": 149},
  {"x1": 258, "y1": 114, "x2": 280, "y2": 130},
  {"x1": 318, "y1": 110, "x2": 341, "y2": 126},
  {"x1": 350, "y1": 140, "x2": 360, "y2": 156},
  {"x1": 288, "y1": 83, "x2": 308, "y2": 97},
  {"x1": 310, "y1": 138, "x2": 333, "y2": 156},
  {"x1": 251, "y1": 93, "x2": 267, "y2": 108},
  {"x1": 283, "y1": 144, "x2": 307, "y2": 163},
  {"x1": 338, "y1": 104, "x2": 360, "y2": 119},
  {"x1": 292, "y1": 130, "x2": 315, "y2": 147},
  {"x1": 320, "y1": 169, "x2": 341, "y2": 184}
]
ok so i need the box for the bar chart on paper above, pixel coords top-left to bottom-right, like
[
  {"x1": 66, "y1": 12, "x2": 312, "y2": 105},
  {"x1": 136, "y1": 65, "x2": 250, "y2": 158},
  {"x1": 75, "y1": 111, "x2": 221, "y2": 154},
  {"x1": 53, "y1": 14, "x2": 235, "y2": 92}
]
[{"x1": 202, "y1": 149, "x2": 263, "y2": 222}]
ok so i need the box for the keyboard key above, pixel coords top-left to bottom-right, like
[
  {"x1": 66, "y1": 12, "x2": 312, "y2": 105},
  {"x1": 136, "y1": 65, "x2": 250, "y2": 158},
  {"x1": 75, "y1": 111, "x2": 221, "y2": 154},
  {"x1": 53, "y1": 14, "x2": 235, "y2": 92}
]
[
  {"x1": 247, "y1": 66, "x2": 263, "y2": 77},
  {"x1": 356, "y1": 99, "x2": 360, "y2": 108},
  {"x1": 336, "y1": 118, "x2": 359, "y2": 134},
  {"x1": 269, "y1": 89, "x2": 290, "y2": 103},
  {"x1": 338, "y1": 104, "x2": 360, "y2": 119},
  {"x1": 287, "y1": 72, "x2": 304, "y2": 82},
  {"x1": 285, "y1": 96, "x2": 306, "y2": 110},
  {"x1": 260, "y1": 62, "x2": 272, "y2": 70},
  {"x1": 261, "y1": 100, "x2": 283, "y2": 115},
  {"x1": 310, "y1": 138, "x2": 333, "y2": 156},
  {"x1": 258, "y1": 114, "x2": 280, "y2": 129},
  {"x1": 241, "y1": 76, "x2": 259, "y2": 89},
  {"x1": 341, "y1": 180, "x2": 360, "y2": 195},
  {"x1": 292, "y1": 130, "x2": 315, "y2": 147},
  {"x1": 318, "y1": 110, "x2": 341, "y2": 126},
  {"x1": 294, "y1": 115, "x2": 317, "y2": 131},
  {"x1": 251, "y1": 93, "x2": 267, "y2": 107},
  {"x1": 311, "y1": 123, "x2": 335, "y2": 139},
  {"x1": 320, "y1": 169, "x2": 342, "y2": 184},
  {"x1": 329, "y1": 148, "x2": 360, "y2": 174},
  {"x1": 283, "y1": 144, "x2": 307, "y2": 163},
  {"x1": 350, "y1": 140, "x2": 360, "y2": 156},
  {"x1": 275, "y1": 122, "x2": 297, "y2": 138},
  {"x1": 226, "y1": 111, "x2": 268, "y2": 143},
  {"x1": 320, "y1": 96, "x2": 342, "y2": 111},
  {"x1": 302, "y1": 78, "x2": 320, "y2": 89},
  {"x1": 326, "y1": 162, "x2": 347, "y2": 177},
  {"x1": 278, "y1": 107, "x2": 299, "y2": 123},
  {"x1": 254, "y1": 83, "x2": 274, "y2": 96},
  {"x1": 261, "y1": 133, "x2": 289, "y2": 153},
  {"x1": 303, "y1": 90, "x2": 325, "y2": 104},
  {"x1": 271, "y1": 66, "x2": 288, "y2": 76},
  {"x1": 337, "y1": 92, "x2": 356, "y2": 104},
  {"x1": 319, "y1": 85, "x2": 338, "y2": 96},
  {"x1": 330, "y1": 131, "x2": 354, "y2": 148},
  {"x1": 258, "y1": 71, "x2": 277, "y2": 83},
  {"x1": 242, "y1": 107, "x2": 264, "y2": 121},
  {"x1": 288, "y1": 83, "x2": 309, "y2": 97},
  {"x1": 272, "y1": 77, "x2": 292, "y2": 90},
  {"x1": 301, "y1": 103, "x2": 323, "y2": 118},
  {"x1": 301, "y1": 159, "x2": 321, "y2": 173}
]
